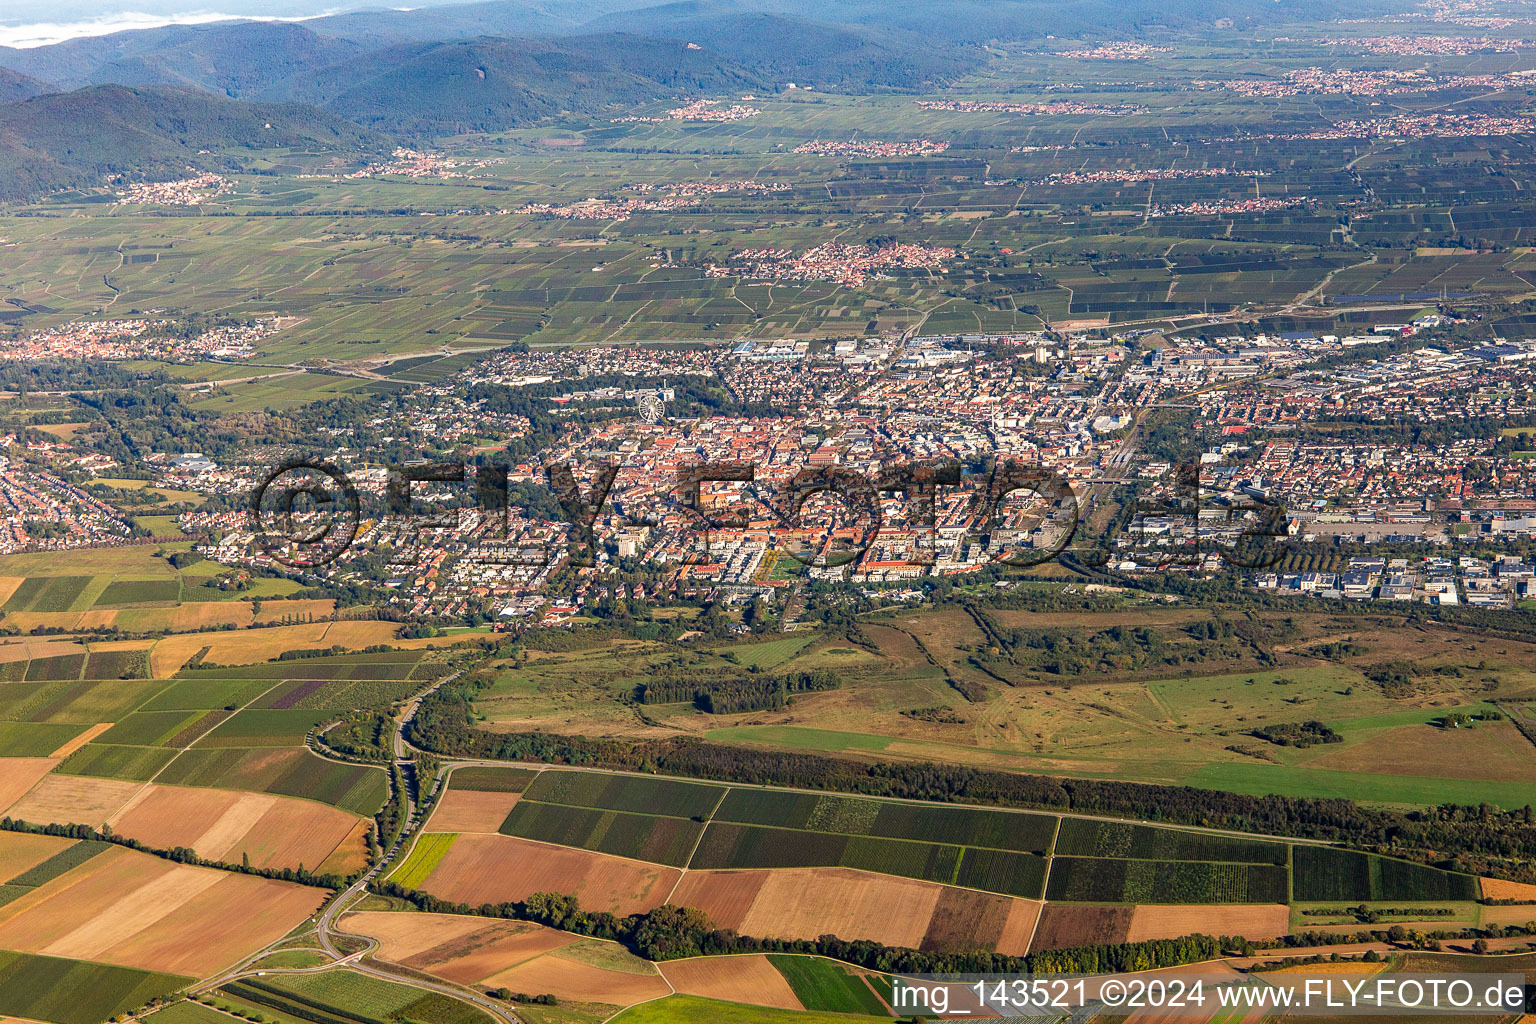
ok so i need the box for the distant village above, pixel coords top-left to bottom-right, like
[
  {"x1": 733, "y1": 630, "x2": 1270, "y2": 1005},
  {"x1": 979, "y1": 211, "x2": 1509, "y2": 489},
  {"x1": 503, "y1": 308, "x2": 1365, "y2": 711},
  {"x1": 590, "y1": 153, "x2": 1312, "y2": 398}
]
[{"x1": 0, "y1": 317, "x2": 292, "y2": 362}]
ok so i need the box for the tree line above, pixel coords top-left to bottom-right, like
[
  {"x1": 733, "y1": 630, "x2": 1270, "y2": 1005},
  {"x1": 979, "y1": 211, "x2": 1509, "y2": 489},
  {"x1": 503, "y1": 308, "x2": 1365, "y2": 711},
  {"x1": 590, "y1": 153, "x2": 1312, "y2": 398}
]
[
  {"x1": 406, "y1": 674, "x2": 1536, "y2": 881},
  {"x1": 0, "y1": 817, "x2": 349, "y2": 889},
  {"x1": 636, "y1": 668, "x2": 839, "y2": 714},
  {"x1": 372, "y1": 881, "x2": 1230, "y2": 976}
]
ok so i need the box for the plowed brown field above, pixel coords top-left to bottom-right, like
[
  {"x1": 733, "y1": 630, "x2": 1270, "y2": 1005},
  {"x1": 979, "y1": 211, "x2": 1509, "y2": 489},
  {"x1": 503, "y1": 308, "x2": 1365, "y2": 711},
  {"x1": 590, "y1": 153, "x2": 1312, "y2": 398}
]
[
  {"x1": 6, "y1": 774, "x2": 141, "y2": 827},
  {"x1": 421, "y1": 834, "x2": 679, "y2": 916},
  {"x1": 661, "y1": 955, "x2": 804, "y2": 1010},
  {"x1": 427, "y1": 790, "x2": 520, "y2": 833},
  {"x1": 1481, "y1": 877, "x2": 1536, "y2": 901},
  {"x1": 1032, "y1": 904, "x2": 1134, "y2": 950},
  {"x1": 1126, "y1": 904, "x2": 1289, "y2": 943},
  {"x1": 0, "y1": 759, "x2": 60, "y2": 814},
  {"x1": 737, "y1": 867, "x2": 942, "y2": 949},
  {"x1": 341, "y1": 911, "x2": 578, "y2": 984},
  {"x1": 0, "y1": 836, "x2": 323, "y2": 974},
  {"x1": 483, "y1": 953, "x2": 669, "y2": 1005},
  {"x1": 669, "y1": 870, "x2": 768, "y2": 932},
  {"x1": 109, "y1": 784, "x2": 362, "y2": 871}
]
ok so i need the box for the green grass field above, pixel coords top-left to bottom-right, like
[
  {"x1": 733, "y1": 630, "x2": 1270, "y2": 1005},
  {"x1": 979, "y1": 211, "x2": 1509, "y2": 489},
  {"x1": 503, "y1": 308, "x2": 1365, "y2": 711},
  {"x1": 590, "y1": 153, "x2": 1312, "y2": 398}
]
[
  {"x1": 766, "y1": 956, "x2": 890, "y2": 1016},
  {"x1": 0, "y1": 721, "x2": 91, "y2": 756},
  {"x1": 55, "y1": 742, "x2": 179, "y2": 781},
  {"x1": 230, "y1": 970, "x2": 493, "y2": 1024},
  {"x1": 0, "y1": 951, "x2": 189, "y2": 1024}
]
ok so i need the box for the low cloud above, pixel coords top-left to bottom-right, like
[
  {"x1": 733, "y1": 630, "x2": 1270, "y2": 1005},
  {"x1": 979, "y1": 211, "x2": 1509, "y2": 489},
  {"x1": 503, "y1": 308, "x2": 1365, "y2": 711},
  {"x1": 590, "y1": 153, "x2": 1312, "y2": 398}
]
[{"x1": 0, "y1": 9, "x2": 336, "y2": 49}]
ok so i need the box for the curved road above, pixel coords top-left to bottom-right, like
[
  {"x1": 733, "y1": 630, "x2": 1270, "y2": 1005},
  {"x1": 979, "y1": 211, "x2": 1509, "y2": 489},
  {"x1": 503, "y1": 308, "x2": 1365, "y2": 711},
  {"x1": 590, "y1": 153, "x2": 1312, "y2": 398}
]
[{"x1": 185, "y1": 668, "x2": 520, "y2": 1024}]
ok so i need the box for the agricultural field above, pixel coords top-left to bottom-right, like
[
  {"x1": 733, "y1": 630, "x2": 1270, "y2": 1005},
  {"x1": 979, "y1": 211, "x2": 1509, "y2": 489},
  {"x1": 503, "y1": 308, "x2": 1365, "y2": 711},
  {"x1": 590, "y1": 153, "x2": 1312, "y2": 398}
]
[
  {"x1": 0, "y1": 677, "x2": 167, "y2": 725},
  {"x1": 471, "y1": 941, "x2": 672, "y2": 1009},
  {"x1": 194, "y1": 708, "x2": 337, "y2": 747},
  {"x1": 1292, "y1": 846, "x2": 1481, "y2": 903},
  {"x1": 408, "y1": 833, "x2": 682, "y2": 915},
  {"x1": 338, "y1": 911, "x2": 582, "y2": 986},
  {"x1": 55, "y1": 742, "x2": 178, "y2": 781},
  {"x1": 182, "y1": 649, "x2": 437, "y2": 682},
  {"x1": 108, "y1": 783, "x2": 368, "y2": 872},
  {"x1": 0, "y1": 834, "x2": 326, "y2": 976},
  {"x1": 1044, "y1": 857, "x2": 1290, "y2": 904},
  {"x1": 4, "y1": 774, "x2": 144, "y2": 828},
  {"x1": 500, "y1": 801, "x2": 704, "y2": 868},
  {"x1": 224, "y1": 970, "x2": 495, "y2": 1024},
  {"x1": 1053, "y1": 819, "x2": 1289, "y2": 863},
  {"x1": 674, "y1": 866, "x2": 1039, "y2": 953},
  {"x1": 522, "y1": 770, "x2": 723, "y2": 819},
  {"x1": 0, "y1": 633, "x2": 396, "y2": 871},
  {"x1": 0, "y1": 549, "x2": 313, "y2": 634},
  {"x1": 714, "y1": 790, "x2": 1058, "y2": 853},
  {"x1": 765, "y1": 956, "x2": 888, "y2": 1016},
  {"x1": 0, "y1": 722, "x2": 97, "y2": 757},
  {"x1": 11, "y1": 17, "x2": 1536, "y2": 1017},
  {"x1": 428, "y1": 766, "x2": 535, "y2": 832},
  {"x1": 146, "y1": 621, "x2": 432, "y2": 677},
  {"x1": 155, "y1": 746, "x2": 388, "y2": 815},
  {"x1": 390, "y1": 833, "x2": 460, "y2": 889},
  {"x1": 414, "y1": 764, "x2": 1480, "y2": 933},
  {"x1": 0, "y1": 951, "x2": 188, "y2": 1024},
  {"x1": 659, "y1": 955, "x2": 804, "y2": 1011},
  {"x1": 409, "y1": 765, "x2": 1485, "y2": 953}
]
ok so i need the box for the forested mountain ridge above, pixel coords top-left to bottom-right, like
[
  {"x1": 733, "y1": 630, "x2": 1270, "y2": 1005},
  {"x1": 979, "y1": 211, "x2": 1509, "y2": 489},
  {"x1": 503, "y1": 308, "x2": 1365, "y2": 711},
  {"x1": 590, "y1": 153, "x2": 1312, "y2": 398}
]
[
  {"x1": 0, "y1": 84, "x2": 390, "y2": 201},
  {"x1": 266, "y1": 33, "x2": 768, "y2": 134}
]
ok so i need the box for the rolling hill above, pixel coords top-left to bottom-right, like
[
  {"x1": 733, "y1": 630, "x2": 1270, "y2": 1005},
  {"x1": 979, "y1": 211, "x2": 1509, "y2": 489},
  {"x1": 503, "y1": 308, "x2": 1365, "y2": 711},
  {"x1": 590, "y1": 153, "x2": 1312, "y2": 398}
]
[
  {"x1": 0, "y1": 67, "x2": 47, "y2": 104},
  {"x1": 0, "y1": 84, "x2": 390, "y2": 201},
  {"x1": 268, "y1": 33, "x2": 766, "y2": 134},
  {"x1": 579, "y1": 6, "x2": 977, "y2": 90},
  {"x1": 0, "y1": 22, "x2": 362, "y2": 95}
]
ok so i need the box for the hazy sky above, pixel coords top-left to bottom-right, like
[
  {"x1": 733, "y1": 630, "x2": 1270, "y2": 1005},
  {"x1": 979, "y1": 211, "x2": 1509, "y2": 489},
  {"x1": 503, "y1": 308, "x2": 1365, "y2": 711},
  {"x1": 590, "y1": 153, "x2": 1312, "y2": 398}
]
[{"x1": 0, "y1": 0, "x2": 464, "y2": 47}]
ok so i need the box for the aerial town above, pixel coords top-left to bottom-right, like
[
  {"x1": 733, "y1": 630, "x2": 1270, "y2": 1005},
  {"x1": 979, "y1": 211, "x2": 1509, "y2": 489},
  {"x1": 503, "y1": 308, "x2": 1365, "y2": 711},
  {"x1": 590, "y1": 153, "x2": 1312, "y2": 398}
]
[
  {"x1": 6, "y1": 5, "x2": 1536, "y2": 1020},
  {"x1": 37, "y1": 315, "x2": 1516, "y2": 627}
]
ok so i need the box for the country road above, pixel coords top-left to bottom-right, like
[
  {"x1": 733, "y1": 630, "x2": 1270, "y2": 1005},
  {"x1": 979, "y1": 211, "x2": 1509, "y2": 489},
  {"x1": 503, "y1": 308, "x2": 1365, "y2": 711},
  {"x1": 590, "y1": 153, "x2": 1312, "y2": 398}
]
[{"x1": 181, "y1": 667, "x2": 523, "y2": 1024}]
